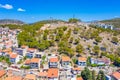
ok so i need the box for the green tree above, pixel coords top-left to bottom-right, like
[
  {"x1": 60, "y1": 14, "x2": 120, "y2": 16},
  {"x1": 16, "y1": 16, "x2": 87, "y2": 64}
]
[
  {"x1": 69, "y1": 37, "x2": 73, "y2": 43},
  {"x1": 69, "y1": 18, "x2": 80, "y2": 23},
  {"x1": 95, "y1": 36, "x2": 102, "y2": 42},
  {"x1": 81, "y1": 67, "x2": 92, "y2": 80},
  {"x1": 114, "y1": 57, "x2": 120, "y2": 67},
  {"x1": 87, "y1": 57, "x2": 91, "y2": 66},
  {"x1": 96, "y1": 70, "x2": 105, "y2": 80},
  {"x1": 73, "y1": 28, "x2": 79, "y2": 34},
  {"x1": 55, "y1": 35, "x2": 60, "y2": 41},
  {"x1": 76, "y1": 44, "x2": 84, "y2": 54},
  {"x1": 116, "y1": 47, "x2": 120, "y2": 56},
  {"x1": 92, "y1": 46, "x2": 100, "y2": 56},
  {"x1": 74, "y1": 39, "x2": 79, "y2": 44},
  {"x1": 112, "y1": 37, "x2": 118, "y2": 43}
]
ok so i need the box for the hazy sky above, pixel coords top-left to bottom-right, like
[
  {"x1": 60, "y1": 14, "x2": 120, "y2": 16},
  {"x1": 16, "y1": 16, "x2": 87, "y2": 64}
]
[{"x1": 0, "y1": 0, "x2": 120, "y2": 23}]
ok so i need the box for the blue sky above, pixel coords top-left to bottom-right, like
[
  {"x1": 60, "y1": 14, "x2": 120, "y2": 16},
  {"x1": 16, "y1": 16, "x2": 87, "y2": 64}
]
[{"x1": 0, "y1": 0, "x2": 120, "y2": 23}]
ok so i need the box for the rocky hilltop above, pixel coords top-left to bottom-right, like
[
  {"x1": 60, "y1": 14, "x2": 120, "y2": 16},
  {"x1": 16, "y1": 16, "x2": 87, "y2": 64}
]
[{"x1": 0, "y1": 19, "x2": 25, "y2": 25}]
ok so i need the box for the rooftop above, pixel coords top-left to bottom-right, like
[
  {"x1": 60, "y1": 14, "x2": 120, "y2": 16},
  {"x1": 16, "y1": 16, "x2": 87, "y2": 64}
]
[
  {"x1": 21, "y1": 45, "x2": 28, "y2": 49},
  {"x1": 50, "y1": 57, "x2": 58, "y2": 62},
  {"x1": 77, "y1": 77, "x2": 83, "y2": 80},
  {"x1": 112, "y1": 72, "x2": 120, "y2": 80},
  {"x1": 62, "y1": 56, "x2": 70, "y2": 62},
  {"x1": 10, "y1": 54, "x2": 18, "y2": 58},
  {"x1": 24, "y1": 74, "x2": 36, "y2": 80},
  {"x1": 47, "y1": 68, "x2": 58, "y2": 78},
  {"x1": 30, "y1": 58, "x2": 40, "y2": 63},
  {"x1": 25, "y1": 59, "x2": 31, "y2": 64},
  {"x1": 5, "y1": 76, "x2": 23, "y2": 80},
  {"x1": 78, "y1": 57, "x2": 87, "y2": 62},
  {"x1": 27, "y1": 48, "x2": 36, "y2": 52},
  {"x1": 72, "y1": 67, "x2": 81, "y2": 71},
  {"x1": 0, "y1": 70, "x2": 6, "y2": 78}
]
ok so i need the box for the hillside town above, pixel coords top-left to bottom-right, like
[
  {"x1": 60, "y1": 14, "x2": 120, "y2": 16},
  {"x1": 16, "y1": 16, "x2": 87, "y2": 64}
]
[{"x1": 0, "y1": 23, "x2": 120, "y2": 80}]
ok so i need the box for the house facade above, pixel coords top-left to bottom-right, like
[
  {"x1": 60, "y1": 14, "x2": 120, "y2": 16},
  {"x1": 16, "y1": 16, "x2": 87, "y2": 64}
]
[
  {"x1": 26, "y1": 48, "x2": 36, "y2": 59},
  {"x1": 71, "y1": 67, "x2": 81, "y2": 75},
  {"x1": 78, "y1": 57, "x2": 87, "y2": 66},
  {"x1": 15, "y1": 48, "x2": 26, "y2": 57},
  {"x1": 10, "y1": 54, "x2": 20, "y2": 64},
  {"x1": 61, "y1": 56, "x2": 71, "y2": 68},
  {"x1": 38, "y1": 72, "x2": 47, "y2": 80},
  {"x1": 35, "y1": 52, "x2": 43, "y2": 58},
  {"x1": 90, "y1": 57, "x2": 111, "y2": 66},
  {"x1": 30, "y1": 58, "x2": 40, "y2": 69},
  {"x1": 49, "y1": 57, "x2": 58, "y2": 68}
]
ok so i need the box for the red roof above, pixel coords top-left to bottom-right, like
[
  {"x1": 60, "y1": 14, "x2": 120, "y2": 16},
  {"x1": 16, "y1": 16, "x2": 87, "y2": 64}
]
[
  {"x1": 5, "y1": 76, "x2": 23, "y2": 80},
  {"x1": 24, "y1": 74, "x2": 36, "y2": 80},
  {"x1": 47, "y1": 68, "x2": 58, "y2": 78},
  {"x1": 77, "y1": 77, "x2": 83, "y2": 80},
  {"x1": 50, "y1": 57, "x2": 58, "y2": 62},
  {"x1": 0, "y1": 70, "x2": 6, "y2": 78},
  {"x1": 10, "y1": 54, "x2": 18, "y2": 58},
  {"x1": 78, "y1": 57, "x2": 87, "y2": 62},
  {"x1": 27, "y1": 48, "x2": 36, "y2": 52},
  {"x1": 21, "y1": 45, "x2": 28, "y2": 49},
  {"x1": 62, "y1": 56, "x2": 70, "y2": 62},
  {"x1": 72, "y1": 67, "x2": 81, "y2": 71},
  {"x1": 25, "y1": 59, "x2": 31, "y2": 65},
  {"x1": 30, "y1": 58, "x2": 40, "y2": 63},
  {"x1": 112, "y1": 72, "x2": 120, "y2": 79}
]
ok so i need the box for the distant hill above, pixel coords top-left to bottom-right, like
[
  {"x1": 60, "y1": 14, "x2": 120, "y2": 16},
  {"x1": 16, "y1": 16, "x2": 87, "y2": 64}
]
[
  {"x1": 100, "y1": 18, "x2": 120, "y2": 28},
  {"x1": 33, "y1": 19, "x2": 67, "y2": 24},
  {"x1": 0, "y1": 19, "x2": 25, "y2": 25}
]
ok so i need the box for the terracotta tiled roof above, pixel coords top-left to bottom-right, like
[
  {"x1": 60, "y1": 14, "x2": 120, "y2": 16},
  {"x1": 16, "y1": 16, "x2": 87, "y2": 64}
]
[
  {"x1": 24, "y1": 74, "x2": 36, "y2": 80},
  {"x1": 62, "y1": 56, "x2": 70, "y2": 62},
  {"x1": 21, "y1": 45, "x2": 27, "y2": 49},
  {"x1": 112, "y1": 72, "x2": 120, "y2": 80},
  {"x1": 39, "y1": 72, "x2": 47, "y2": 77},
  {"x1": 0, "y1": 49, "x2": 2, "y2": 52},
  {"x1": 47, "y1": 68, "x2": 58, "y2": 78},
  {"x1": 2, "y1": 48, "x2": 12, "y2": 52},
  {"x1": 30, "y1": 58, "x2": 40, "y2": 63},
  {"x1": 50, "y1": 57, "x2": 58, "y2": 62},
  {"x1": 27, "y1": 48, "x2": 36, "y2": 52},
  {"x1": 77, "y1": 77, "x2": 83, "y2": 80},
  {"x1": 0, "y1": 70, "x2": 6, "y2": 77},
  {"x1": 5, "y1": 76, "x2": 23, "y2": 80},
  {"x1": 72, "y1": 67, "x2": 81, "y2": 71},
  {"x1": 78, "y1": 57, "x2": 87, "y2": 62},
  {"x1": 25, "y1": 59, "x2": 31, "y2": 65},
  {"x1": 10, "y1": 54, "x2": 18, "y2": 58}
]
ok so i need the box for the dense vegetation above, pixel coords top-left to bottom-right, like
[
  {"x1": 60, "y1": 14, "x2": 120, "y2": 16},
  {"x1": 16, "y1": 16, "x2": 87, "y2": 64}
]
[
  {"x1": 68, "y1": 18, "x2": 80, "y2": 23},
  {"x1": 81, "y1": 67, "x2": 105, "y2": 80},
  {"x1": 1, "y1": 19, "x2": 120, "y2": 66}
]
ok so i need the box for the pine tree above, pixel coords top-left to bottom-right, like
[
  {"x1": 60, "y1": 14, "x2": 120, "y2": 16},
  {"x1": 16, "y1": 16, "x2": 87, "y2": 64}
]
[
  {"x1": 96, "y1": 70, "x2": 106, "y2": 80},
  {"x1": 81, "y1": 67, "x2": 92, "y2": 80}
]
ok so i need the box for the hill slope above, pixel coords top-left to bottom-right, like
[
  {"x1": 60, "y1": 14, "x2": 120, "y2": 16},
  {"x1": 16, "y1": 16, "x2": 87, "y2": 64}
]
[
  {"x1": 100, "y1": 18, "x2": 120, "y2": 28},
  {"x1": 0, "y1": 19, "x2": 25, "y2": 25}
]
